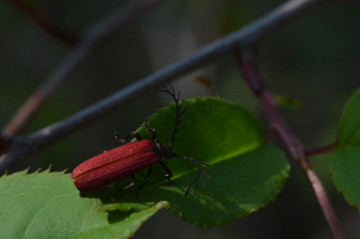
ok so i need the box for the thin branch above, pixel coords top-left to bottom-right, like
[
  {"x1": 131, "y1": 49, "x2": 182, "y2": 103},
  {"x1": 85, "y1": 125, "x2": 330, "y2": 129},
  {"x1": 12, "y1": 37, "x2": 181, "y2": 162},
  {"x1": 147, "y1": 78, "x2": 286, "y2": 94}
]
[
  {"x1": 5, "y1": 0, "x2": 78, "y2": 45},
  {"x1": 2, "y1": 0, "x2": 162, "y2": 137},
  {"x1": 237, "y1": 52, "x2": 344, "y2": 239},
  {"x1": 305, "y1": 143, "x2": 337, "y2": 156},
  {"x1": 0, "y1": 133, "x2": 9, "y2": 155},
  {"x1": 1, "y1": 0, "x2": 326, "y2": 169}
]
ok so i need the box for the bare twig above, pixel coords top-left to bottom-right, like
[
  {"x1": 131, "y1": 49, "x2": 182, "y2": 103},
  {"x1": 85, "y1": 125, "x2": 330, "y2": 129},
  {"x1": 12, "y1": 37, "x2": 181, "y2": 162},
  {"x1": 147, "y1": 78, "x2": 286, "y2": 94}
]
[
  {"x1": 305, "y1": 143, "x2": 337, "y2": 156},
  {"x1": 1, "y1": 0, "x2": 326, "y2": 170},
  {"x1": 2, "y1": 0, "x2": 162, "y2": 137},
  {"x1": 237, "y1": 52, "x2": 344, "y2": 239},
  {"x1": 0, "y1": 133, "x2": 9, "y2": 155},
  {"x1": 5, "y1": 0, "x2": 78, "y2": 45}
]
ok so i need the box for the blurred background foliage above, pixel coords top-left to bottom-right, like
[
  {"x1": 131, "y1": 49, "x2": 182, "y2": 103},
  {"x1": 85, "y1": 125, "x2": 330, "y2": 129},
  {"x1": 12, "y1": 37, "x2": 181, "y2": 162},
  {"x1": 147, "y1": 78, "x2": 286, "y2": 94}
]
[{"x1": 1, "y1": 0, "x2": 360, "y2": 238}]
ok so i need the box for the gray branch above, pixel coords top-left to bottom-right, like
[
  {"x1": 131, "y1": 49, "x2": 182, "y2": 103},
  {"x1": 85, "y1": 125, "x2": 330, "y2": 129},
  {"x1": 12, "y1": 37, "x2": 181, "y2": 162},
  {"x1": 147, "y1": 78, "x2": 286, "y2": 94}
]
[
  {"x1": 1, "y1": 0, "x2": 326, "y2": 170},
  {"x1": 2, "y1": 0, "x2": 161, "y2": 136}
]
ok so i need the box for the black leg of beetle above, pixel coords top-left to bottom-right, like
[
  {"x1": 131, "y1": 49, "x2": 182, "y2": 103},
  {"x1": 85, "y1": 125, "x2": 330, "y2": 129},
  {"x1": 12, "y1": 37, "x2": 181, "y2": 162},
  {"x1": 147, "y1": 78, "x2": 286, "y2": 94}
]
[
  {"x1": 79, "y1": 191, "x2": 88, "y2": 197},
  {"x1": 123, "y1": 175, "x2": 136, "y2": 190},
  {"x1": 135, "y1": 166, "x2": 152, "y2": 196},
  {"x1": 115, "y1": 131, "x2": 142, "y2": 143},
  {"x1": 184, "y1": 168, "x2": 202, "y2": 197},
  {"x1": 158, "y1": 87, "x2": 185, "y2": 149},
  {"x1": 173, "y1": 154, "x2": 210, "y2": 197},
  {"x1": 159, "y1": 160, "x2": 176, "y2": 185},
  {"x1": 174, "y1": 154, "x2": 210, "y2": 170},
  {"x1": 110, "y1": 175, "x2": 136, "y2": 201}
]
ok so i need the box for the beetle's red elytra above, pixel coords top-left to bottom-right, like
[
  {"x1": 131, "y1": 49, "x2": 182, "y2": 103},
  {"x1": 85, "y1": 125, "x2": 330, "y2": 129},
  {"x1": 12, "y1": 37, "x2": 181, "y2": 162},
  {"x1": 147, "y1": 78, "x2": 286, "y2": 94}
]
[
  {"x1": 72, "y1": 87, "x2": 209, "y2": 197},
  {"x1": 72, "y1": 140, "x2": 158, "y2": 191}
]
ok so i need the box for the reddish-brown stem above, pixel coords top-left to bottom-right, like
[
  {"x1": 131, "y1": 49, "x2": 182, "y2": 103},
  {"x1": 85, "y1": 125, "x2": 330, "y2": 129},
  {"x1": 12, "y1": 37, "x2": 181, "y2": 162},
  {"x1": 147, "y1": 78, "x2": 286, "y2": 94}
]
[
  {"x1": 2, "y1": 86, "x2": 47, "y2": 136},
  {"x1": 305, "y1": 143, "x2": 338, "y2": 156},
  {"x1": 237, "y1": 51, "x2": 344, "y2": 239},
  {"x1": 0, "y1": 133, "x2": 9, "y2": 155},
  {"x1": 5, "y1": 0, "x2": 78, "y2": 45},
  {"x1": 265, "y1": 130, "x2": 278, "y2": 143}
]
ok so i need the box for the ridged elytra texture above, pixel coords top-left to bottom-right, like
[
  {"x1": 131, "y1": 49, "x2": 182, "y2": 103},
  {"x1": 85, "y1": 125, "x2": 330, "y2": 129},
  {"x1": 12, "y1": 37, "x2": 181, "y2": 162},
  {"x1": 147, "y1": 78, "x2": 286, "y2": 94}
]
[{"x1": 72, "y1": 140, "x2": 159, "y2": 191}]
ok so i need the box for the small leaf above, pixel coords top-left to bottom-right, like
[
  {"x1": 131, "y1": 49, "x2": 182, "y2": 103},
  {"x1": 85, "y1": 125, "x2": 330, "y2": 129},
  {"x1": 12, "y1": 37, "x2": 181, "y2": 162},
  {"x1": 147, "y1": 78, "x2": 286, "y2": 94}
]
[
  {"x1": 0, "y1": 170, "x2": 167, "y2": 239},
  {"x1": 274, "y1": 94, "x2": 302, "y2": 111},
  {"x1": 330, "y1": 89, "x2": 360, "y2": 210},
  {"x1": 338, "y1": 89, "x2": 360, "y2": 146},
  {"x1": 330, "y1": 147, "x2": 360, "y2": 210}
]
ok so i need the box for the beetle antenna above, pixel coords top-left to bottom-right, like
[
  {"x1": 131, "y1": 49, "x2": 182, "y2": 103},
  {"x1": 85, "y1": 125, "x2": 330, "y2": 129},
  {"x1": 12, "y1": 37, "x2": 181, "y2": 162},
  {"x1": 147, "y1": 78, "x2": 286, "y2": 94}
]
[{"x1": 159, "y1": 86, "x2": 184, "y2": 149}]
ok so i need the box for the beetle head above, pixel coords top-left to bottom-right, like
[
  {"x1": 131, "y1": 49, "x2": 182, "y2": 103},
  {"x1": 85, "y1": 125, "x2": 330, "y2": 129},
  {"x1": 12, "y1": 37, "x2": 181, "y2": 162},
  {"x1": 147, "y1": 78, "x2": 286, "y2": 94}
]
[{"x1": 152, "y1": 141, "x2": 174, "y2": 160}]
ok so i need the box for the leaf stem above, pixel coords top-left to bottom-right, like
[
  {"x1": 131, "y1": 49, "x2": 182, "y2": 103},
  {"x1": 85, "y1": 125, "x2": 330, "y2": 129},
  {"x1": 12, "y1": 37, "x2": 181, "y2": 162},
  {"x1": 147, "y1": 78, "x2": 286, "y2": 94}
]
[
  {"x1": 305, "y1": 143, "x2": 338, "y2": 156},
  {"x1": 5, "y1": 0, "x2": 78, "y2": 45},
  {"x1": 237, "y1": 51, "x2": 344, "y2": 239}
]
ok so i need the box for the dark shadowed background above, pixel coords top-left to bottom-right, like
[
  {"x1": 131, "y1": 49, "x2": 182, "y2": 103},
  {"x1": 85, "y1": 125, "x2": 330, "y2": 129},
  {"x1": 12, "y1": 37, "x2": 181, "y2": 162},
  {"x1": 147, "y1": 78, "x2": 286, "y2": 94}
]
[{"x1": 1, "y1": 0, "x2": 360, "y2": 238}]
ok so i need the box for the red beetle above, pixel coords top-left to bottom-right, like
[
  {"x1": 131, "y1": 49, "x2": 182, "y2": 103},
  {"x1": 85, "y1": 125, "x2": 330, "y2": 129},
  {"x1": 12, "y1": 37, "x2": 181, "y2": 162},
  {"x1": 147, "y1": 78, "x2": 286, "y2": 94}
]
[{"x1": 72, "y1": 88, "x2": 209, "y2": 196}]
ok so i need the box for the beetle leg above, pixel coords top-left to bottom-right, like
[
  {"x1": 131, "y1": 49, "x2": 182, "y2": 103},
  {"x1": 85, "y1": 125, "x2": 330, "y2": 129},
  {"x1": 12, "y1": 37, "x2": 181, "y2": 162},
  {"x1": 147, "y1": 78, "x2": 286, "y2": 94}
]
[
  {"x1": 79, "y1": 191, "x2": 88, "y2": 197},
  {"x1": 173, "y1": 154, "x2": 210, "y2": 197},
  {"x1": 115, "y1": 131, "x2": 142, "y2": 143},
  {"x1": 110, "y1": 175, "x2": 137, "y2": 201},
  {"x1": 159, "y1": 160, "x2": 176, "y2": 185},
  {"x1": 184, "y1": 167, "x2": 202, "y2": 197},
  {"x1": 123, "y1": 175, "x2": 136, "y2": 190},
  {"x1": 135, "y1": 166, "x2": 152, "y2": 196}
]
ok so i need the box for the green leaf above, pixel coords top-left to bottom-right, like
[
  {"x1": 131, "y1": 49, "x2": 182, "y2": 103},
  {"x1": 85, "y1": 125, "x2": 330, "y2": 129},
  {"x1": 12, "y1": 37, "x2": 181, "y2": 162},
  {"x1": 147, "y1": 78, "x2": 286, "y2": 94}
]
[
  {"x1": 331, "y1": 89, "x2": 360, "y2": 210},
  {"x1": 1, "y1": 97, "x2": 289, "y2": 236},
  {"x1": 330, "y1": 147, "x2": 360, "y2": 210},
  {"x1": 338, "y1": 89, "x2": 360, "y2": 146},
  {"x1": 0, "y1": 169, "x2": 167, "y2": 239},
  {"x1": 117, "y1": 97, "x2": 289, "y2": 226},
  {"x1": 116, "y1": 144, "x2": 288, "y2": 226},
  {"x1": 274, "y1": 94, "x2": 302, "y2": 111}
]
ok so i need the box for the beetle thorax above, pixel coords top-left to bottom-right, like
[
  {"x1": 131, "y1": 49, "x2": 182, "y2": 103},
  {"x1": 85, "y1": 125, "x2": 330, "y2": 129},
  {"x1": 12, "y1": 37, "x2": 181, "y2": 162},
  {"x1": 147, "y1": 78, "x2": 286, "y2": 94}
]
[{"x1": 152, "y1": 141, "x2": 173, "y2": 159}]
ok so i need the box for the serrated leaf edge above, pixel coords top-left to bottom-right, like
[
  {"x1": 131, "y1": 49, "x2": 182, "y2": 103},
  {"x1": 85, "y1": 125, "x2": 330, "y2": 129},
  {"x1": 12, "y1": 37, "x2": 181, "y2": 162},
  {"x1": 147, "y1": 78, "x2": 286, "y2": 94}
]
[
  {"x1": 168, "y1": 159, "x2": 290, "y2": 227},
  {"x1": 1, "y1": 166, "x2": 69, "y2": 179}
]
